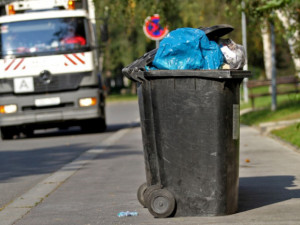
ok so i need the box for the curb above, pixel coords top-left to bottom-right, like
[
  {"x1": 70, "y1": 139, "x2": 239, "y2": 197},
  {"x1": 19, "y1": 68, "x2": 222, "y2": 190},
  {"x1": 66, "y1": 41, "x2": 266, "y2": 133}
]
[
  {"x1": 268, "y1": 132, "x2": 300, "y2": 154},
  {"x1": 259, "y1": 119, "x2": 300, "y2": 135}
]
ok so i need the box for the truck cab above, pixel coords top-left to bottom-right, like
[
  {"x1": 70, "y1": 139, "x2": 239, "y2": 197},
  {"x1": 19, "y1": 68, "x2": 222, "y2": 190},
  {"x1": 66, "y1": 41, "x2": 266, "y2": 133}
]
[{"x1": 0, "y1": 0, "x2": 106, "y2": 139}]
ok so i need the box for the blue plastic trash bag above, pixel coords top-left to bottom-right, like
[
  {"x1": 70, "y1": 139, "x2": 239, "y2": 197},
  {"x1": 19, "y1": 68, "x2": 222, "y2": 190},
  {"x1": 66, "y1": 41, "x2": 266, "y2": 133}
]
[{"x1": 150, "y1": 28, "x2": 224, "y2": 70}]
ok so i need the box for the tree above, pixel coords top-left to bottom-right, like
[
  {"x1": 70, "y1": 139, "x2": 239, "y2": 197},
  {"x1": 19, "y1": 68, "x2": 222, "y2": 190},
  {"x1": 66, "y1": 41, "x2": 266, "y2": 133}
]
[
  {"x1": 276, "y1": 9, "x2": 300, "y2": 76},
  {"x1": 94, "y1": 0, "x2": 244, "y2": 81},
  {"x1": 93, "y1": 0, "x2": 298, "y2": 93},
  {"x1": 94, "y1": 1, "x2": 160, "y2": 91},
  {"x1": 236, "y1": 0, "x2": 300, "y2": 110},
  {"x1": 261, "y1": 18, "x2": 273, "y2": 79},
  {"x1": 242, "y1": 0, "x2": 300, "y2": 77}
]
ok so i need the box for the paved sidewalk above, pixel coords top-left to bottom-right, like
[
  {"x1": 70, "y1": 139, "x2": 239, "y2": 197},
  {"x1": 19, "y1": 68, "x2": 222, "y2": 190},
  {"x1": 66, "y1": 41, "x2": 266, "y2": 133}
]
[{"x1": 12, "y1": 125, "x2": 300, "y2": 225}]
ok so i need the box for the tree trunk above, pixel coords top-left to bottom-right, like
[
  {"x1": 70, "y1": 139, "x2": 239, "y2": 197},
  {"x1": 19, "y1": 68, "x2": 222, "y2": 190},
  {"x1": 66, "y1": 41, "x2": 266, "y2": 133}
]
[
  {"x1": 261, "y1": 19, "x2": 272, "y2": 79},
  {"x1": 276, "y1": 9, "x2": 300, "y2": 77}
]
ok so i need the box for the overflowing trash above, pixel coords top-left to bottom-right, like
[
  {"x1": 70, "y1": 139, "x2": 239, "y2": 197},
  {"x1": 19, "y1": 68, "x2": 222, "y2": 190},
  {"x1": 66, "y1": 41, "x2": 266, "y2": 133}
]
[
  {"x1": 117, "y1": 211, "x2": 139, "y2": 217},
  {"x1": 219, "y1": 38, "x2": 246, "y2": 69},
  {"x1": 148, "y1": 28, "x2": 224, "y2": 70},
  {"x1": 146, "y1": 25, "x2": 246, "y2": 71}
]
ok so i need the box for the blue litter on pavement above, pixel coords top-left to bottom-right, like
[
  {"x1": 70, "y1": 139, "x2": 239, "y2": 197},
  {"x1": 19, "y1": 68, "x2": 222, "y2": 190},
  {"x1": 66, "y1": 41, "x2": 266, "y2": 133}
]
[{"x1": 118, "y1": 211, "x2": 139, "y2": 217}]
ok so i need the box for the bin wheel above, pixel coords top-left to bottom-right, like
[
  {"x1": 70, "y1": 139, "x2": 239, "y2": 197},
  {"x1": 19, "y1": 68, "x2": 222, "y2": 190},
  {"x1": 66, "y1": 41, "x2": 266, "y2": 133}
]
[
  {"x1": 143, "y1": 185, "x2": 162, "y2": 208},
  {"x1": 137, "y1": 183, "x2": 148, "y2": 207},
  {"x1": 147, "y1": 189, "x2": 176, "y2": 218}
]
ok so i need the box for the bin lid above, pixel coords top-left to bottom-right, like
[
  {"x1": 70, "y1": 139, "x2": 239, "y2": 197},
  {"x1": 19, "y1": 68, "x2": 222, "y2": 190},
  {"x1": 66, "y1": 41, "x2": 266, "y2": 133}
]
[{"x1": 202, "y1": 24, "x2": 234, "y2": 39}]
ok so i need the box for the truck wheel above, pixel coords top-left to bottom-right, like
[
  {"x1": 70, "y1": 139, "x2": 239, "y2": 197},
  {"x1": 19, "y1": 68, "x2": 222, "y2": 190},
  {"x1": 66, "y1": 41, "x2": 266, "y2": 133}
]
[
  {"x1": 147, "y1": 189, "x2": 176, "y2": 218},
  {"x1": 97, "y1": 118, "x2": 107, "y2": 132},
  {"x1": 81, "y1": 118, "x2": 106, "y2": 133}
]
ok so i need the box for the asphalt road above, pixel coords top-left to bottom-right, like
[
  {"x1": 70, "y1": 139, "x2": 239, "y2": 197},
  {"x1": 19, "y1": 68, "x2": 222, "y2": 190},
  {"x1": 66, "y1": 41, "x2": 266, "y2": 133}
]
[
  {"x1": 1, "y1": 100, "x2": 300, "y2": 225},
  {"x1": 0, "y1": 100, "x2": 140, "y2": 211}
]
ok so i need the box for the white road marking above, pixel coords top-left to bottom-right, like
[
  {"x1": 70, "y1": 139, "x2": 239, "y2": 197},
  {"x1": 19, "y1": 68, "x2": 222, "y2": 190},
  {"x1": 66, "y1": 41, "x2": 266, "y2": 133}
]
[{"x1": 0, "y1": 127, "x2": 133, "y2": 225}]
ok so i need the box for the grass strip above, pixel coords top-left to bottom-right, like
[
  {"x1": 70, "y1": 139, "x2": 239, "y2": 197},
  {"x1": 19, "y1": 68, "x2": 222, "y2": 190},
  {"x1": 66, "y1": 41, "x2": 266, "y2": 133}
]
[
  {"x1": 241, "y1": 100, "x2": 300, "y2": 125},
  {"x1": 271, "y1": 123, "x2": 300, "y2": 149}
]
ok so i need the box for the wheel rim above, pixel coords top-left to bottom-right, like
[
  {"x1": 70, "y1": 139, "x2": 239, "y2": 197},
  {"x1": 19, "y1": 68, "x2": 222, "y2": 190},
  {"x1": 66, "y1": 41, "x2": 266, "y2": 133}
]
[
  {"x1": 143, "y1": 185, "x2": 161, "y2": 208},
  {"x1": 147, "y1": 188, "x2": 176, "y2": 218},
  {"x1": 152, "y1": 196, "x2": 170, "y2": 214}
]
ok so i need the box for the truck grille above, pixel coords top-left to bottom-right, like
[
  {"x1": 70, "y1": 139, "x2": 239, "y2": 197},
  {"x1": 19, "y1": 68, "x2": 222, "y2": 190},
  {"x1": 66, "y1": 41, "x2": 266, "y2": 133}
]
[
  {"x1": 33, "y1": 73, "x2": 85, "y2": 93},
  {"x1": 2, "y1": 72, "x2": 91, "y2": 94}
]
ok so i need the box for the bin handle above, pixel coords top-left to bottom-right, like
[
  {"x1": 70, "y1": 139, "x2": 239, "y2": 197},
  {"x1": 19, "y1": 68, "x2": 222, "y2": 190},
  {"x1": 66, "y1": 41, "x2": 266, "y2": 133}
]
[{"x1": 122, "y1": 67, "x2": 146, "y2": 83}]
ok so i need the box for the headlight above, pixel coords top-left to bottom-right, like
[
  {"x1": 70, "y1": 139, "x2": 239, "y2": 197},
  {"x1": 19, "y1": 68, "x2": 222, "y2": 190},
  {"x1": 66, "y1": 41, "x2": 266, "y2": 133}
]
[
  {"x1": 79, "y1": 97, "x2": 97, "y2": 107},
  {"x1": 0, "y1": 104, "x2": 17, "y2": 114}
]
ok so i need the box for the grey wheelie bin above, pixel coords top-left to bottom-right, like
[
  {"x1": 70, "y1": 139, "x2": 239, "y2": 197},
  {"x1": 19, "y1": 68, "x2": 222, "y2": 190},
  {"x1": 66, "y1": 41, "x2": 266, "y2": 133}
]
[{"x1": 122, "y1": 27, "x2": 251, "y2": 218}]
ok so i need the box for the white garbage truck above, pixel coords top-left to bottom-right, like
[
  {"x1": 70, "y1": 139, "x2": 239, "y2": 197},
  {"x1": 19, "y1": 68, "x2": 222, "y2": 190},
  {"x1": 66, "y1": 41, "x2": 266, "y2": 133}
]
[{"x1": 0, "y1": 0, "x2": 106, "y2": 139}]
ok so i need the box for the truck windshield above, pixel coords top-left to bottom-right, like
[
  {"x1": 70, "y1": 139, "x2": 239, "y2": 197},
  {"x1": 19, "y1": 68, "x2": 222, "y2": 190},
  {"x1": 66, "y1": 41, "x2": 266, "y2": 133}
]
[{"x1": 0, "y1": 17, "x2": 90, "y2": 57}]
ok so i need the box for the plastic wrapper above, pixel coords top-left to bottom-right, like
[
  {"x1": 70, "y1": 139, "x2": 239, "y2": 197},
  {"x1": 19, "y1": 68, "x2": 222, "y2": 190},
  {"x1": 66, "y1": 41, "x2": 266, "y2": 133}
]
[
  {"x1": 149, "y1": 28, "x2": 224, "y2": 70},
  {"x1": 219, "y1": 39, "x2": 246, "y2": 69}
]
